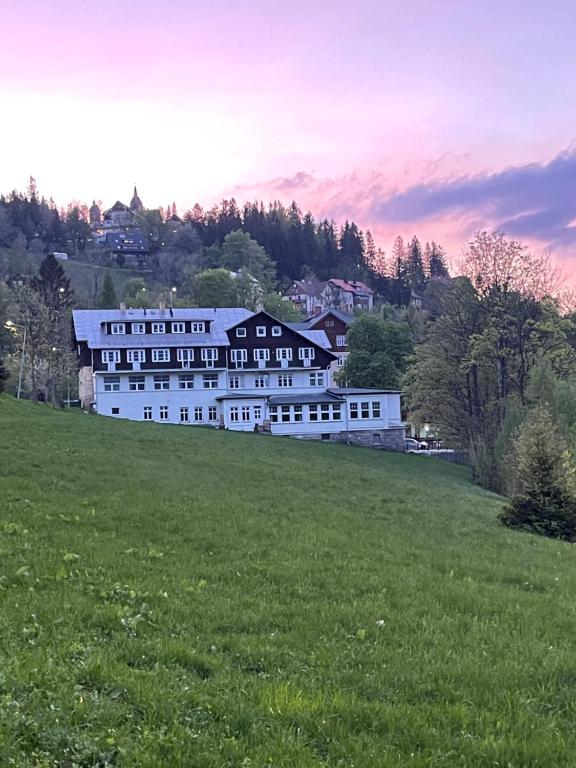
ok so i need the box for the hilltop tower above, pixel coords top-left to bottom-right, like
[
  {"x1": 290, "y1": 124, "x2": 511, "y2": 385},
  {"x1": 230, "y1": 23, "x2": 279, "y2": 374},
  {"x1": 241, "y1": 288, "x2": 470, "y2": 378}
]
[
  {"x1": 89, "y1": 200, "x2": 101, "y2": 225},
  {"x1": 130, "y1": 185, "x2": 144, "y2": 212}
]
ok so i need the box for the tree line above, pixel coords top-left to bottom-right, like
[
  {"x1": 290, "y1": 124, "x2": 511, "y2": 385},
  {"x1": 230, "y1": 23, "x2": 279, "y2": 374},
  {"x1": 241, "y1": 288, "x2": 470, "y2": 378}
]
[{"x1": 0, "y1": 179, "x2": 450, "y2": 309}]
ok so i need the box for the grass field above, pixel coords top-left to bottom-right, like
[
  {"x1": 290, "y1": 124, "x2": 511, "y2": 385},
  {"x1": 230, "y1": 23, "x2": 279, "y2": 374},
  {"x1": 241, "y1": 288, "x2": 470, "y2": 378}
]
[{"x1": 1, "y1": 396, "x2": 576, "y2": 767}]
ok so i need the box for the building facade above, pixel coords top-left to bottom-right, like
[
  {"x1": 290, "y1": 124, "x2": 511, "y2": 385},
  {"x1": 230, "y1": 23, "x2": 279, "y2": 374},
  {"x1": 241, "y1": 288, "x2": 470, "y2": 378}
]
[{"x1": 72, "y1": 307, "x2": 403, "y2": 447}]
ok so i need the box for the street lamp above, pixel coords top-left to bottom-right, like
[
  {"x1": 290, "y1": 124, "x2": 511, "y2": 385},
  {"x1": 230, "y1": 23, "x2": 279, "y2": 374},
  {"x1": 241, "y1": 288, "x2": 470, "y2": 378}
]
[
  {"x1": 4, "y1": 320, "x2": 27, "y2": 399},
  {"x1": 170, "y1": 286, "x2": 177, "y2": 308}
]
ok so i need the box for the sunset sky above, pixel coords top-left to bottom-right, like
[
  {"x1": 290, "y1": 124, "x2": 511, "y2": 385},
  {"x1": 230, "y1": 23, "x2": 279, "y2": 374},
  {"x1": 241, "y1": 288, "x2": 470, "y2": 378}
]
[{"x1": 2, "y1": 0, "x2": 576, "y2": 269}]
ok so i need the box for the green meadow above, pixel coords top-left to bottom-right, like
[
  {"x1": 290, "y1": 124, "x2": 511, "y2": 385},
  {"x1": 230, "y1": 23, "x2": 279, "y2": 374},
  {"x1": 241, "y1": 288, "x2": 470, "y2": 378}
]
[{"x1": 1, "y1": 396, "x2": 575, "y2": 767}]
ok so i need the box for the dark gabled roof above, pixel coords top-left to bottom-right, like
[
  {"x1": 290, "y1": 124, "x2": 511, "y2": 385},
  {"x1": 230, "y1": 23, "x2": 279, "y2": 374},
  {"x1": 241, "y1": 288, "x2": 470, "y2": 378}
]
[
  {"x1": 226, "y1": 310, "x2": 336, "y2": 359},
  {"x1": 215, "y1": 394, "x2": 268, "y2": 401},
  {"x1": 104, "y1": 200, "x2": 132, "y2": 215},
  {"x1": 101, "y1": 229, "x2": 149, "y2": 253},
  {"x1": 304, "y1": 308, "x2": 355, "y2": 327},
  {"x1": 269, "y1": 392, "x2": 343, "y2": 406},
  {"x1": 327, "y1": 387, "x2": 401, "y2": 395},
  {"x1": 283, "y1": 279, "x2": 326, "y2": 297},
  {"x1": 328, "y1": 279, "x2": 373, "y2": 295}
]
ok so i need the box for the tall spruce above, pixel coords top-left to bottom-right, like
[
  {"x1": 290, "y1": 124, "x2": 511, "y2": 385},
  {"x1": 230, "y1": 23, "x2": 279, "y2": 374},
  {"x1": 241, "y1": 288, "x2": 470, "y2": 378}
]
[
  {"x1": 98, "y1": 273, "x2": 118, "y2": 309},
  {"x1": 429, "y1": 241, "x2": 449, "y2": 278},
  {"x1": 500, "y1": 405, "x2": 576, "y2": 541},
  {"x1": 31, "y1": 253, "x2": 73, "y2": 310},
  {"x1": 406, "y1": 236, "x2": 426, "y2": 290}
]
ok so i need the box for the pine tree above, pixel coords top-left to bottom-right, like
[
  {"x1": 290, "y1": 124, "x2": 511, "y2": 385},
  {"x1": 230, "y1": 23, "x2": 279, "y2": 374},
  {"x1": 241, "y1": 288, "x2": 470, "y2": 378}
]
[
  {"x1": 406, "y1": 236, "x2": 426, "y2": 290},
  {"x1": 500, "y1": 405, "x2": 576, "y2": 541},
  {"x1": 31, "y1": 253, "x2": 73, "y2": 310},
  {"x1": 429, "y1": 241, "x2": 450, "y2": 278},
  {"x1": 389, "y1": 236, "x2": 410, "y2": 306},
  {"x1": 99, "y1": 273, "x2": 118, "y2": 309}
]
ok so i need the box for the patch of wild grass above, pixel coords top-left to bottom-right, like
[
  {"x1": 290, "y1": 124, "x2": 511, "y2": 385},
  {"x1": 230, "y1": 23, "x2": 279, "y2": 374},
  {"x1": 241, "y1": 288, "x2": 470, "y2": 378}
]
[{"x1": 1, "y1": 396, "x2": 576, "y2": 766}]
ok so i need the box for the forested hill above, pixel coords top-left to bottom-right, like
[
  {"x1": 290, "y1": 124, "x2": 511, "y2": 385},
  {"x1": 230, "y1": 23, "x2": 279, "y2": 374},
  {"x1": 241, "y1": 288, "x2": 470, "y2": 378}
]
[{"x1": 0, "y1": 182, "x2": 449, "y2": 304}]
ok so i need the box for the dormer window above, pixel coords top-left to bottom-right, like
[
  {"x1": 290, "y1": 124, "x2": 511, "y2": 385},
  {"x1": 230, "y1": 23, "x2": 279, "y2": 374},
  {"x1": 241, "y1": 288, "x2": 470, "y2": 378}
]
[
  {"x1": 152, "y1": 322, "x2": 165, "y2": 334},
  {"x1": 236, "y1": 328, "x2": 247, "y2": 338},
  {"x1": 256, "y1": 326, "x2": 266, "y2": 337},
  {"x1": 191, "y1": 322, "x2": 205, "y2": 333},
  {"x1": 172, "y1": 322, "x2": 185, "y2": 333},
  {"x1": 111, "y1": 323, "x2": 125, "y2": 335},
  {"x1": 271, "y1": 326, "x2": 282, "y2": 337},
  {"x1": 131, "y1": 323, "x2": 145, "y2": 334}
]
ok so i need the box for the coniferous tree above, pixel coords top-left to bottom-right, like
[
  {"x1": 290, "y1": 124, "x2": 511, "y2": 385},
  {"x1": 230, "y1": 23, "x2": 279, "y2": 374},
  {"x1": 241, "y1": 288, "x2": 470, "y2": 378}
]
[
  {"x1": 31, "y1": 253, "x2": 73, "y2": 310},
  {"x1": 389, "y1": 236, "x2": 410, "y2": 306},
  {"x1": 500, "y1": 405, "x2": 576, "y2": 541},
  {"x1": 429, "y1": 241, "x2": 450, "y2": 278},
  {"x1": 406, "y1": 236, "x2": 426, "y2": 290},
  {"x1": 98, "y1": 272, "x2": 118, "y2": 308}
]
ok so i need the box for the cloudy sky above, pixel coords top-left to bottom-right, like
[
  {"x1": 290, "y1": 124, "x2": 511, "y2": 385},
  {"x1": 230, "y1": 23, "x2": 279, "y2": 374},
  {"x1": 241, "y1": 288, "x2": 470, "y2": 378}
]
[{"x1": 2, "y1": 0, "x2": 576, "y2": 269}]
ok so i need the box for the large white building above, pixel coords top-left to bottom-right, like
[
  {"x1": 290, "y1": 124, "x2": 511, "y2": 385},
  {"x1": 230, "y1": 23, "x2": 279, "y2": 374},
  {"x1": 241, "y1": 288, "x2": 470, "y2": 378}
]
[{"x1": 72, "y1": 306, "x2": 404, "y2": 449}]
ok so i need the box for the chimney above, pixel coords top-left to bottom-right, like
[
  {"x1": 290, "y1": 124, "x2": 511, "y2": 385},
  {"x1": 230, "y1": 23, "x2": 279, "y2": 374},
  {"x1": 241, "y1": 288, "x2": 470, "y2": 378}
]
[
  {"x1": 159, "y1": 301, "x2": 166, "y2": 314},
  {"x1": 120, "y1": 303, "x2": 126, "y2": 314},
  {"x1": 313, "y1": 305, "x2": 322, "y2": 316}
]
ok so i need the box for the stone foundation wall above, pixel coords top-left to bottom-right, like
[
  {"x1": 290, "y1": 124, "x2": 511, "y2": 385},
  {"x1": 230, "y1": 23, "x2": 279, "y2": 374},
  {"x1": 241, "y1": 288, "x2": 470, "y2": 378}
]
[
  {"x1": 295, "y1": 427, "x2": 406, "y2": 452},
  {"x1": 79, "y1": 366, "x2": 94, "y2": 410}
]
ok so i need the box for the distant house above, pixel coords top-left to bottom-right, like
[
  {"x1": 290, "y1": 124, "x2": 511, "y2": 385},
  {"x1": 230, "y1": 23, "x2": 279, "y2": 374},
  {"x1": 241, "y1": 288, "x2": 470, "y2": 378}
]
[
  {"x1": 298, "y1": 309, "x2": 354, "y2": 385},
  {"x1": 98, "y1": 230, "x2": 149, "y2": 269},
  {"x1": 72, "y1": 305, "x2": 404, "y2": 449},
  {"x1": 283, "y1": 279, "x2": 326, "y2": 315},
  {"x1": 102, "y1": 201, "x2": 136, "y2": 229},
  {"x1": 322, "y1": 279, "x2": 374, "y2": 313}
]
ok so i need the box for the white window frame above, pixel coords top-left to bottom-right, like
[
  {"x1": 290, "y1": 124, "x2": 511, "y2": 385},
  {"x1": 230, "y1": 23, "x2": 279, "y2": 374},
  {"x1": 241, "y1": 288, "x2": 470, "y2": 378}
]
[
  {"x1": 350, "y1": 402, "x2": 359, "y2": 419},
  {"x1": 236, "y1": 328, "x2": 247, "y2": 338},
  {"x1": 201, "y1": 348, "x2": 218, "y2": 368},
  {"x1": 230, "y1": 407, "x2": 239, "y2": 423},
  {"x1": 191, "y1": 322, "x2": 205, "y2": 334},
  {"x1": 154, "y1": 375, "x2": 170, "y2": 391},
  {"x1": 271, "y1": 326, "x2": 282, "y2": 337},
  {"x1": 143, "y1": 406, "x2": 152, "y2": 420},
  {"x1": 131, "y1": 323, "x2": 145, "y2": 334},
  {"x1": 129, "y1": 375, "x2": 145, "y2": 391},
  {"x1": 336, "y1": 334, "x2": 347, "y2": 347},
  {"x1": 309, "y1": 404, "x2": 318, "y2": 421},
  {"x1": 101, "y1": 350, "x2": 120, "y2": 364},
  {"x1": 253, "y1": 349, "x2": 270, "y2": 362},
  {"x1": 254, "y1": 374, "x2": 269, "y2": 388},
  {"x1": 180, "y1": 407, "x2": 189, "y2": 423},
  {"x1": 208, "y1": 406, "x2": 217, "y2": 421},
  {"x1": 178, "y1": 374, "x2": 194, "y2": 390},
  {"x1": 103, "y1": 375, "x2": 120, "y2": 392},
  {"x1": 159, "y1": 405, "x2": 169, "y2": 421},
  {"x1": 256, "y1": 326, "x2": 267, "y2": 337},
  {"x1": 231, "y1": 349, "x2": 248, "y2": 364},
  {"x1": 111, "y1": 323, "x2": 125, "y2": 335},
  {"x1": 372, "y1": 401, "x2": 381, "y2": 419},
  {"x1": 277, "y1": 374, "x2": 293, "y2": 388},
  {"x1": 253, "y1": 405, "x2": 262, "y2": 420},
  {"x1": 152, "y1": 348, "x2": 170, "y2": 363},
  {"x1": 309, "y1": 372, "x2": 324, "y2": 387},
  {"x1": 177, "y1": 348, "x2": 194, "y2": 363},
  {"x1": 229, "y1": 375, "x2": 242, "y2": 390},
  {"x1": 203, "y1": 373, "x2": 219, "y2": 389},
  {"x1": 241, "y1": 406, "x2": 250, "y2": 422},
  {"x1": 152, "y1": 322, "x2": 165, "y2": 334},
  {"x1": 194, "y1": 407, "x2": 203, "y2": 422},
  {"x1": 172, "y1": 322, "x2": 186, "y2": 334},
  {"x1": 127, "y1": 349, "x2": 146, "y2": 363},
  {"x1": 276, "y1": 348, "x2": 293, "y2": 362},
  {"x1": 298, "y1": 347, "x2": 315, "y2": 361}
]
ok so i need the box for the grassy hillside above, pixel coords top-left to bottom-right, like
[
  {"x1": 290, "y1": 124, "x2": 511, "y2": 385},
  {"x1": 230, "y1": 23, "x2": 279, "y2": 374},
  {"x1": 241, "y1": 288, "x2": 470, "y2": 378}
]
[{"x1": 1, "y1": 397, "x2": 575, "y2": 767}]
